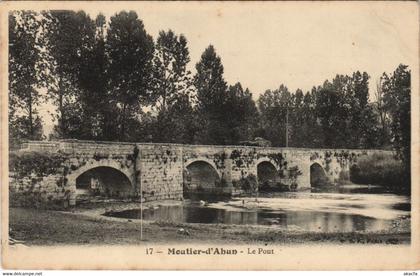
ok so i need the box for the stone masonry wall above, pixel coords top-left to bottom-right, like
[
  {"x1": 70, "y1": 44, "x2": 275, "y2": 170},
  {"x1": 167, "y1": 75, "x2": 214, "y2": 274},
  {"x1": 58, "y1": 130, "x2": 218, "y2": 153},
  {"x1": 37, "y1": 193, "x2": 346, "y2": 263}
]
[
  {"x1": 10, "y1": 141, "x2": 138, "y2": 207},
  {"x1": 138, "y1": 144, "x2": 184, "y2": 201},
  {"x1": 9, "y1": 140, "x2": 394, "y2": 207},
  {"x1": 227, "y1": 147, "x2": 310, "y2": 190},
  {"x1": 9, "y1": 173, "x2": 66, "y2": 207},
  {"x1": 308, "y1": 149, "x2": 369, "y2": 183},
  {"x1": 63, "y1": 142, "x2": 137, "y2": 204}
]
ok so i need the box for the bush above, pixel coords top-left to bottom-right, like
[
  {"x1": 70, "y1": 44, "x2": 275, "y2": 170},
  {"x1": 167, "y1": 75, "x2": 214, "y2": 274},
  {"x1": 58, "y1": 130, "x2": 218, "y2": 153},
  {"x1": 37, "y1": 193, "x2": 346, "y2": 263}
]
[
  {"x1": 350, "y1": 152, "x2": 410, "y2": 193},
  {"x1": 239, "y1": 174, "x2": 258, "y2": 192},
  {"x1": 9, "y1": 151, "x2": 68, "y2": 178}
]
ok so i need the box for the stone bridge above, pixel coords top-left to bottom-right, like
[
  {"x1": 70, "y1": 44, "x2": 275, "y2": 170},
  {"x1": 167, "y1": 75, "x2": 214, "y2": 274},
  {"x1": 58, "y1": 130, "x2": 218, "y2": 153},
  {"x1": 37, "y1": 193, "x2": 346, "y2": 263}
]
[{"x1": 9, "y1": 140, "x2": 392, "y2": 206}]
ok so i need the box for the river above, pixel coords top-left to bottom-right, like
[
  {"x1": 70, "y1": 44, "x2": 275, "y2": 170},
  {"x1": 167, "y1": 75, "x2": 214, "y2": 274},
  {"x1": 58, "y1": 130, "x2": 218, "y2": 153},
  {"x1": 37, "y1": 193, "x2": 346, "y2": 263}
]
[{"x1": 104, "y1": 185, "x2": 410, "y2": 233}]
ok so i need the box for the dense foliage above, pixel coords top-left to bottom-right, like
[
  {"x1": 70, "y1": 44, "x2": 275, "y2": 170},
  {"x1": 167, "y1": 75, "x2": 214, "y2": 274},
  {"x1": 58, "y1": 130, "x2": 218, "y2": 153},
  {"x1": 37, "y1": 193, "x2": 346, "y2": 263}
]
[
  {"x1": 151, "y1": 30, "x2": 196, "y2": 143},
  {"x1": 9, "y1": 151, "x2": 68, "y2": 178},
  {"x1": 9, "y1": 11, "x2": 47, "y2": 148},
  {"x1": 381, "y1": 65, "x2": 411, "y2": 184},
  {"x1": 350, "y1": 153, "x2": 409, "y2": 193},
  {"x1": 9, "y1": 11, "x2": 411, "y2": 181}
]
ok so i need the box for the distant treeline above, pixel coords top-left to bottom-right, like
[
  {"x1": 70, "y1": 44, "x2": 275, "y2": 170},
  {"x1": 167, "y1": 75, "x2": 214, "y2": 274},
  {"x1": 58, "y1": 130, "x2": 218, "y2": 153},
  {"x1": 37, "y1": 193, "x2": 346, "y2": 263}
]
[{"x1": 9, "y1": 11, "x2": 410, "y2": 175}]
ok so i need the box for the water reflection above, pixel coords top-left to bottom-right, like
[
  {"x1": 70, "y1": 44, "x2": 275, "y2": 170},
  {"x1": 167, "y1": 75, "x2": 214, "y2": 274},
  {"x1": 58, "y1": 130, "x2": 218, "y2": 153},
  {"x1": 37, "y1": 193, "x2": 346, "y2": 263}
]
[
  {"x1": 311, "y1": 184, "x2": 405, "y2": 195},
  {"x1": 105, "y1": 203, "x2": 395, "y2": 232},
  {"x1": 104, "y1": 184, "x2": 410, "y2": 233}
]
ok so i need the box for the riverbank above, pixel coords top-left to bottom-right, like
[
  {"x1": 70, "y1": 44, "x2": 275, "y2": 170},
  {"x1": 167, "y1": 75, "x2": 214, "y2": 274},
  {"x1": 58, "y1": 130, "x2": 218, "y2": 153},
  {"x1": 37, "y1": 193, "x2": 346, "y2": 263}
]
[
  {"x1": 350, "y1": 152, "x2": 410, "y2": 194},
  {"x1": 9, "y1": 201, "x2": 411, "y2": 246}
]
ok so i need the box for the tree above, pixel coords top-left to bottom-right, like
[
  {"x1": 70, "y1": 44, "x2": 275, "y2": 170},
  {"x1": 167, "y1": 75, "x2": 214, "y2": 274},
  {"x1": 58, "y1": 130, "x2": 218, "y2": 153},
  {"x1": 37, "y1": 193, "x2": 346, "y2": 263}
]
[
  {"x1": 320, "y1": 76, "x2": 354, "y2": 147},
  {"x1": 106, "y1": 11, "x2": 154, "y2": 141},
  {"x1": 194, "y1": 45, "x2": 229, "y2": 144},
  {"x1": 75, "y1": 13, "x2": 116, "y2": 140},
  {"x1": 358, "y1": 103, "x2": 381, "y2": 148},
  {"x1": 257, "y1": 85, "x2": 291, "y2": 147},
  {"x1": 288, "y1": 89, "x2": 304, "y2": 147},
  {"x1": 9, "y1": 11, "x2": 46, "y2": 147},
  {"x1": 300, "y1": 88, "x2": 324, "y2": 148},
  {"x1": 373, "y1": 77, "x2": 391, "y2": 147},
  {"x1": 164, "y1": 93, "x2": 198, "y2": 144},
  {"x1": 314, "y1": 73, "x2": 378, "y2": 148},
  {"x1": 152, "y1": 30, "x2": 193, "y2": 112},
  {"x1": 224, "y1": 83, "x2": 259, "y2": 144},
  {"x1": 315, "y1": 86, "x2": 346, "y2": 148},
  {"x1": 44, "y1": 11, "x2": 97, "y2": 139},
  {"x1": 151, "y1": 30, "x2": 195, "y2": 142},
  {"x1": 382, "y1": 64, "x2": 411, "y2": 184},
  {"x1": 348, "y1": 71, "x2": 370, "y2": 148}
]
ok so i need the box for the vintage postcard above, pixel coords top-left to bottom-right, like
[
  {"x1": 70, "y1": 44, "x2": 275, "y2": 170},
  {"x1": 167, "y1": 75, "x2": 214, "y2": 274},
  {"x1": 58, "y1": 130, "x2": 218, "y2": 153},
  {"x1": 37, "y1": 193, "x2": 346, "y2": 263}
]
[{"x1": 1, "y1": 1, "x2": 419, "y2": 270}]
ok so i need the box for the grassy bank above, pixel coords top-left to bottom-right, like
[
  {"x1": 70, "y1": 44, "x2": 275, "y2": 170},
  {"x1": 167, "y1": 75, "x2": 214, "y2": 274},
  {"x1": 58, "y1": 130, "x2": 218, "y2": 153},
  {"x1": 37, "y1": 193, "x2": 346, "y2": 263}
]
[
  {"x1": 9, "y1": 206, "x2": 410, "y2": 246},
  {"x1": 350, "y1": 152, "x2": 410, "y2": 194}
]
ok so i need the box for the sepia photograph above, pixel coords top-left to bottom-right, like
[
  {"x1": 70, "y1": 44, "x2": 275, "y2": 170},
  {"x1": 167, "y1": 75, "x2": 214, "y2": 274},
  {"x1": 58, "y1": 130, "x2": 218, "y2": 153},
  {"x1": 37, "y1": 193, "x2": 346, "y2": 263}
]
[{"x1": 2, "y1": 1, "x2": 419, "y2": 270}]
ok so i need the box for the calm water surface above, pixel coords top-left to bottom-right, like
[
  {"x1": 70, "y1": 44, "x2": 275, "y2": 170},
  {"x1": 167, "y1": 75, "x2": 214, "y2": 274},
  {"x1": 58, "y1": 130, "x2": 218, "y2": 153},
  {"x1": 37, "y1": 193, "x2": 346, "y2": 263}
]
[{"x1": 104, "y1": 186, "x2": 410, "y2": 232}]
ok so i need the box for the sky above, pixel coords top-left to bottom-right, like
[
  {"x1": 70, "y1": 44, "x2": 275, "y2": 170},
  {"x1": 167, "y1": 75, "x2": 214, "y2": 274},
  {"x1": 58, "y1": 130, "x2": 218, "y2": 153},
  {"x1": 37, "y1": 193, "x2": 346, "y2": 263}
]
[{"x1": 33, "y1": 1, "x2": 418, "y2": 133}]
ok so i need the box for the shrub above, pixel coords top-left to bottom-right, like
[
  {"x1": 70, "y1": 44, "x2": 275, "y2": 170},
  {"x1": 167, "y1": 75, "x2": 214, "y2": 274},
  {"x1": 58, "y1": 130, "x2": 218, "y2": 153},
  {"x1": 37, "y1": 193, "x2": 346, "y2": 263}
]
[
  {"x1": 9, "y1": 151, "x2": 68, "y2": 178},
  {"x1": 350, "y1": 152, "x2": 409, "y2": 193},
  {"x1": 239, "y1": 174, "x2": 258, "y2": 192}
]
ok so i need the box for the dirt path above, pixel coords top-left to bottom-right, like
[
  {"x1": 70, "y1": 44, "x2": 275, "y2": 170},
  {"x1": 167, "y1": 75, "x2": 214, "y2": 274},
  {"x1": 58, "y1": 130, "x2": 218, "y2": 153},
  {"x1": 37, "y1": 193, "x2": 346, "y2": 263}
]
[{"x1": 8, "y1": 205, "x2": 410, "y2": 246}]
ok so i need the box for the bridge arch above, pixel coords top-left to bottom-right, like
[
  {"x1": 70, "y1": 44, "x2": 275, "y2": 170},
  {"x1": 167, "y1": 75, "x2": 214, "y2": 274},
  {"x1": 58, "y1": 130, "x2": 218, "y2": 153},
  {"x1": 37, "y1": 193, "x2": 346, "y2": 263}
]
[
  {"x1": 255, "y1": 157, "x2": 280, "y2": 171},
  {"x1": 255, "y1": 159, "x2": 279, "y2": 191},
  {"x1": 310, "y1": 162, "x2": 329, "y2": 188},
  {"x1": 67, "y1": 159, "x2": 135, "y2": 201},
  {"x1": 183, "y1": 159, "x2": 222, "y2": 194},
  {"x1": 183, "y1": 158, "x2": 222, "y2": 178}
]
